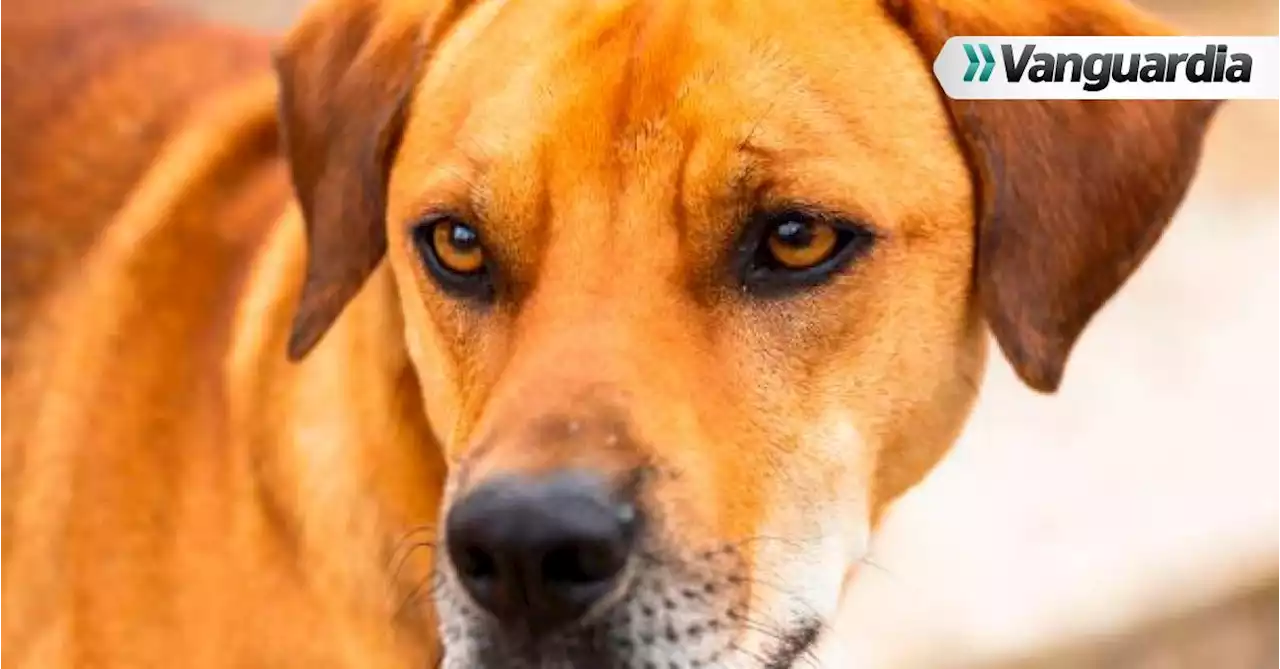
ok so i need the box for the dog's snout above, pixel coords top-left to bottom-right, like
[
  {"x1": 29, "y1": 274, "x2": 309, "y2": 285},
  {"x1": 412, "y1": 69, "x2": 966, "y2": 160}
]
[{"x1": 445, "y1": 471, "x2": 639, "y2": 631}]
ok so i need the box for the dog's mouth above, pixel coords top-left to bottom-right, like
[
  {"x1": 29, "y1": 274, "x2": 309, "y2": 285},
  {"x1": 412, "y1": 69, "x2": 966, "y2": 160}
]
[
  {"x1": 435, "y1": 620, "x2": 826, "y2": 669},
  {"x1": 431, "y1": 532, "x2": 833, "y2": 668}
]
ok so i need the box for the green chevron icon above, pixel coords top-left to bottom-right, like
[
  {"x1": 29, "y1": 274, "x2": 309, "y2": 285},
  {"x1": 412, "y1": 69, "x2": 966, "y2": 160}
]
[{"x1": 963, "y1": 43, "x2": 996, "y2": 82}]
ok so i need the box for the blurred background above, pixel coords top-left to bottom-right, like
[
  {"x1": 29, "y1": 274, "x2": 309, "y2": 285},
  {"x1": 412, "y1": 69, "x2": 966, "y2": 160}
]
[{"x1": 170, "y1": 0, "x2": 1279, "y2": 666}]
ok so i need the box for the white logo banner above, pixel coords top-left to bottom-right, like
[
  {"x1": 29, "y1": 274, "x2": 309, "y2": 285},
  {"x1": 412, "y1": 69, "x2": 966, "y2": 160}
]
[{"x1": 933, "y1": 36, "x2": 1279, "y2": 100}]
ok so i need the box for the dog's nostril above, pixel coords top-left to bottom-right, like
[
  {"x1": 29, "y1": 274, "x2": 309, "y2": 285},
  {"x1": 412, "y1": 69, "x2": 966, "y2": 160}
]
[
  {"x1": 542, "y1": 540, "x2": 627, "y2": 585},
  {"x1": 456, "y1": 544, "x2": 497, "y2": 581}
]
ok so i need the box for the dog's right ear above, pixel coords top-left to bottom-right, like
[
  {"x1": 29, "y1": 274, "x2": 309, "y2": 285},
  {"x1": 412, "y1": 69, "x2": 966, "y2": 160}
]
[{"x1": 275, "y1": 0, "x2": 468, "y2": 360}]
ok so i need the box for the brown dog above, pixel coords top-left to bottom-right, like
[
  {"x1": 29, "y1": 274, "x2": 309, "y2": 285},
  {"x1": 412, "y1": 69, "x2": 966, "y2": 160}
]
[{"x1": 1, "y1": 0, "x2": 1219, "y2": 666}]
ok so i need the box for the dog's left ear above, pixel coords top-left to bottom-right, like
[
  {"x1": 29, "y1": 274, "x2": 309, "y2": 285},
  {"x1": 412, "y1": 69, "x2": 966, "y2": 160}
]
[
  {"x1": 275, "y1": 0, "x2": 469, "y2": 360},
  {"x1": 885, "y1": 0, "x2": 1221, "y2": 392}
]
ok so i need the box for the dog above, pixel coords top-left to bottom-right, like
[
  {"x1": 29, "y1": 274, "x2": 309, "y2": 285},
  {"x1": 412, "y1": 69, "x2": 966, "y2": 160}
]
[{"x1": 1, "y1": 0, "x2": 1220, "y2": 666}]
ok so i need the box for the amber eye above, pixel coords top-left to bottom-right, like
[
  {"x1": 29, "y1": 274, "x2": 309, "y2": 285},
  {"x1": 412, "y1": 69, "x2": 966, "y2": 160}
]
[
  {"x1": 739, "y1": 209, "x2": 875, "y2": 295},
  {"x1": 765, "y1": 218, "x2": 839, "y2": 269},
  {"x1": 412, "y1": 217, "x2": 494, "y2": 300},
  {"x1": 431, "y1": 220, "x2": 486, "y2": 274}
]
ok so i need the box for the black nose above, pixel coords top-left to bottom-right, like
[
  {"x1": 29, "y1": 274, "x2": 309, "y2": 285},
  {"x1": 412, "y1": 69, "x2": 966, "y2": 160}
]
[{"x1": 445, "y1": 471, "x2": 639, "y2": 631}]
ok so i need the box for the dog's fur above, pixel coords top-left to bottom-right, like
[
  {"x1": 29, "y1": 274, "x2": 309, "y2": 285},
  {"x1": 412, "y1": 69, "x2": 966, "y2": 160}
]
[{"x1": 2, "y1": 0, "x2": 1219, "y2": 667}]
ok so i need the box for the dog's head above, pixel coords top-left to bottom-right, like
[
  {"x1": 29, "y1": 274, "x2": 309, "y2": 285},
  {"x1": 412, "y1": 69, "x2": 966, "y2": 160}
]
[{"x1": 273, "y1": 0, "x2": 1217, "y2": 665}]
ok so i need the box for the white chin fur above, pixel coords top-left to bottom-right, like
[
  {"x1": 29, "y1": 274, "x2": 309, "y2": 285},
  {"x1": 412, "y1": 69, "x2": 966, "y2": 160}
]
[{"x1": 747, "y1": 413, "x2": 873, "y2": 666}]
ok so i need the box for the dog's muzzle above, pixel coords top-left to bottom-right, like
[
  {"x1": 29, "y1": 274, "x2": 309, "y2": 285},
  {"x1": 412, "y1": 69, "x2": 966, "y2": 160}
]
[
  {"x1": 435, "y1": 467, "x2": 770, "y2": 668},
  {"x1": 435, "y1": 467, "x2": 824, "y2": 668}
]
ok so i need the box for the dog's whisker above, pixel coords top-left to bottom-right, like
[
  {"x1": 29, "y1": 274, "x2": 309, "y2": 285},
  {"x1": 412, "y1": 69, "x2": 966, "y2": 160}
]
[
  {"x1": 388, "y1": 539, "x2": 440, "y2": 584},
  {"x1": 392, "y1": 524, "x2": 438, "y2": 542},
  {"x1": 393, "y1": 569, "x2": 447, "y2": 622},
  {"x1": 729, "y1": 533, "x2": 827, "y2": 552},
  {"x1": 740, "y1": 575, "x2": 825, "y2": 621},
  {"x1": 727, "y1": 634, "x2": 782, "y2": 669},
  {"x1": 734, "y1": 617, "x2": 790, "y2": 646},
  {"x1": 858, "y1": 554, "x2": 897, "y2": 577},
  {"x1": 740, "y1": 613, "x2": 827, "y2": 669},
  {"x1": 386, "y1": 525, "x2": 441, "y2": 582},
  {"x1": 856, "y1": 554, "x2": 919, "y2": 594},
  {"x1": 388, "y1": 524, "x2": 439, "y2": 551}
]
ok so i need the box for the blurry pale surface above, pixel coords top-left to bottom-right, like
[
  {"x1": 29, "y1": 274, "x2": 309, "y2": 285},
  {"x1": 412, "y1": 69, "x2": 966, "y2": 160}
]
[
  {"x1": 164, "y1": 1, "x2": 1280, "y2": 665},
  {"x1": 833, "y1": 189, "x2": 1278, "y2": 667}
]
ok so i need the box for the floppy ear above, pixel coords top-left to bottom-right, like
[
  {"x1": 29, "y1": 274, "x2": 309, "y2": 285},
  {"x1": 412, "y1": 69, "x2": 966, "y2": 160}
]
[
  {"x1": 885, "y1": 0, "x2": 1221, "y2": 392},
  {"x1": 275, "y1": 0, "x2": 468, "y2": 360}
]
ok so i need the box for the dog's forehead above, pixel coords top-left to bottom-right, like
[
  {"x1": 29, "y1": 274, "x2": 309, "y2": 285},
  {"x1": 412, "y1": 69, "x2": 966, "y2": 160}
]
[
  {"x1": 408, "y1": 1, "x2": 792, "y2": 161},
  {"x1": 402, "y1": 0, "x2": 929, "y2": 159},
  {"x1": 390, "y1": 0, "x2": 969, "y2": 256}
]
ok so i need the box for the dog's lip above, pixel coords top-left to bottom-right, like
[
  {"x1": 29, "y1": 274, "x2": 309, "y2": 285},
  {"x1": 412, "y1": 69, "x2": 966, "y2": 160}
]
[{"x1": 759, "y1": 618, "x2": 824, "y2": 669}]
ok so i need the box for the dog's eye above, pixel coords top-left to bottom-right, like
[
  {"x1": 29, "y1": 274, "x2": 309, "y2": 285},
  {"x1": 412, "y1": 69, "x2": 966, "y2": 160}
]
[
  {"x1": 741, "y1": 210, "x2": 874, "y2": 293},
  {"x1": 766, "y1": 218, "x2": 839, "y2": 270},
  {"x1": 411, "y1": 217, "x2": 494, "y2": 299},
  {"x1": 430, "y1": 220, "x2": 486, "y2": 274}
]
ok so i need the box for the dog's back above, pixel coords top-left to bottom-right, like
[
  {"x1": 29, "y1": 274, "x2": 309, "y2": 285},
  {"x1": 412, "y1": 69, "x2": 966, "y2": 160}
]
[{"x1": 1, "y1": 0, "x2": 274, "y2": 365}]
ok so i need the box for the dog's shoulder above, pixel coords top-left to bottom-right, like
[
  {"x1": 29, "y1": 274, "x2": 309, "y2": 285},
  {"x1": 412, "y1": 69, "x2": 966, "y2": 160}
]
[{"x1": 1, "y1": 0, "x2": 280, "y2": 369}]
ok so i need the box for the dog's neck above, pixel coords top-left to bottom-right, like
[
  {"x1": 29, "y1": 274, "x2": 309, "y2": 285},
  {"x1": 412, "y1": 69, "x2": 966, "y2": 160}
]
[
  {"x1": 225, "y1": 211, "x2": 447, "y2": 663},
  {"x1": 214, "y1": 95, "x2": 447, "y2": 665}
]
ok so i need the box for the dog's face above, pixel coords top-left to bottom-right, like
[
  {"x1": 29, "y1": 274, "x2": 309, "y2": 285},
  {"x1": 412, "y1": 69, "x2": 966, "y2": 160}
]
[
  {"x1": 387, "y1": 2, "x2": 982, "y2": 663},
  {"x1": 274, "y1": 0, "x2": 1217, "y2": 665}
]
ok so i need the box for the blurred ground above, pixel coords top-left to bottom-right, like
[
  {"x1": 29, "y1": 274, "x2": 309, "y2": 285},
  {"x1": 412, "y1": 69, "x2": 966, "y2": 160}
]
[{"x1": 164, "y1": 1, "x2": 1280, "y2": 666}]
